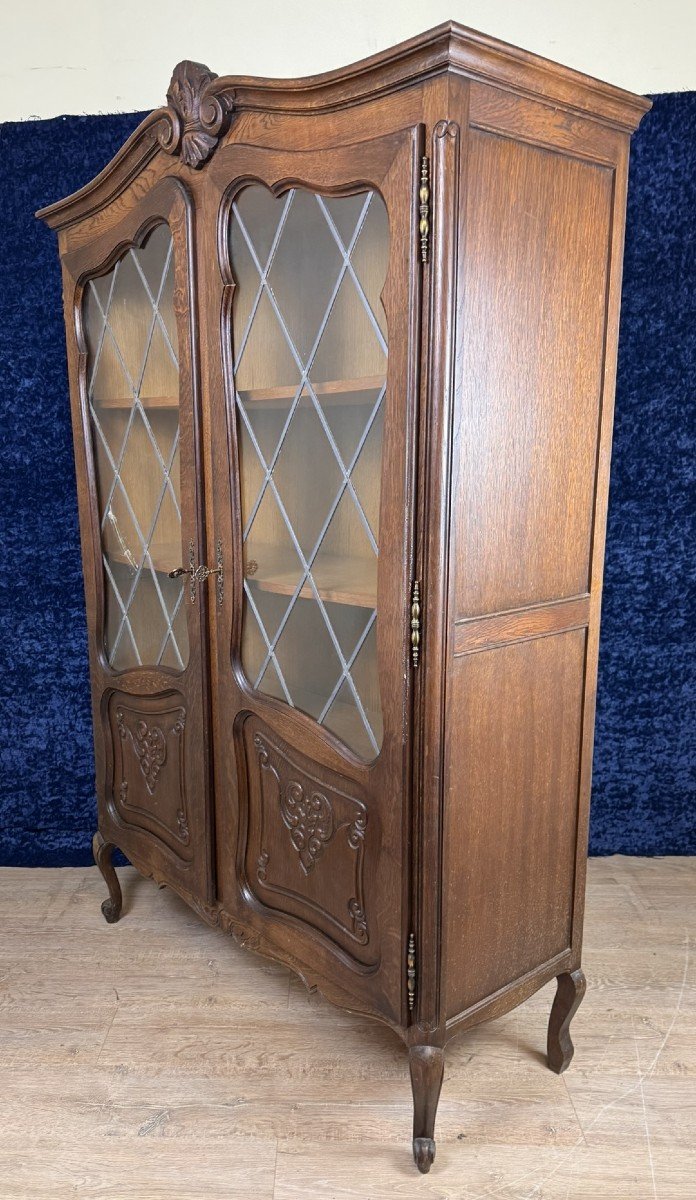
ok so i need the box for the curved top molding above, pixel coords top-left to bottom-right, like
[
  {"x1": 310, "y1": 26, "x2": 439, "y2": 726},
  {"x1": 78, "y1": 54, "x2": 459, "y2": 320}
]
[{"x1": 37, "y1": 20, "x2": 651, "y2": 230}]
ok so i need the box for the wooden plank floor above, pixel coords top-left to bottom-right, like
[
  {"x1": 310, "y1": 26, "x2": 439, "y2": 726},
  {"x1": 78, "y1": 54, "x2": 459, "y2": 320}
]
[{"x1": 0, "y1": 856, "x2": 693, "y2": 1198}]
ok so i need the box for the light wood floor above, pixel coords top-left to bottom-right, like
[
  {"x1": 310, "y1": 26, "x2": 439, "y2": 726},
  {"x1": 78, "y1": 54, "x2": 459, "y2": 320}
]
[{"x1": 0, "y1": 857, "x2": 693, "y2": 1198}]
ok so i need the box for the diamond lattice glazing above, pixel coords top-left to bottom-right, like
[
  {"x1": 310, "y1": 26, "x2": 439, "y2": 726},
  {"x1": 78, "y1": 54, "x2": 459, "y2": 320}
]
[
  {"x1": 229, "y1": 188, "x2": 388, "y2": 759},
  {"x1": 83, "y1": 223, "x2": 189, "y2": 672}
]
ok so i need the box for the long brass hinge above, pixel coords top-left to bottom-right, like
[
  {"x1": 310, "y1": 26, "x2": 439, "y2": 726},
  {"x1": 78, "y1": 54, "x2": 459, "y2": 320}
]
[
  {"x1": 418, "y1": 156, "x2": 430, "y2": 263},
  {"x1": 407, "y1": 933, "x2": 416, "y2": 1011},
  {"x1": 410, "y1": 580, "x2": 421, "y2": 667}
]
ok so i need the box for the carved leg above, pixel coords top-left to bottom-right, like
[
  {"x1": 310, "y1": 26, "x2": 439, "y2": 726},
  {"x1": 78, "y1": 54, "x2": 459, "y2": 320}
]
[
  {"x1": 409, "y1": 1044, "x2": 445, "y2": 1174},
  {"x1": 547, "y1": 969, "x2": 586, "y2": 1074},
  {"x1": 92, "y1": 831, "x2": 123, "y2": 924}
]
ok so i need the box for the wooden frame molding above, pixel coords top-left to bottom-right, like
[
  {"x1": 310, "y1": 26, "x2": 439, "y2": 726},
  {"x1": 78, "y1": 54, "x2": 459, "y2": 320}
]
[
  {"x1": 453, "y1": 595, "x2": 591, "y2": 656},
  {"x1": 36, "y1": 22, "x2": 649, "y2": 234}
]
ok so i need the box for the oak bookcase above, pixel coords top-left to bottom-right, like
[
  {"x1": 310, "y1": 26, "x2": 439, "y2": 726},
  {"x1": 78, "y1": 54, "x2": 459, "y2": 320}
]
[{"x1": 38, "y1": 23, "x2": 650, "y2": 1172}]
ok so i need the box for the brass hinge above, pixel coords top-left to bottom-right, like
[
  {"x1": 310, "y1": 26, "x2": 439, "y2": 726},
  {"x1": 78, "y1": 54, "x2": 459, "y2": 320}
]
[
  {"x1": 407, "y1": 932, "x2": 416, "y2": 1011},
  {"x1": 410, "y1": 580, "x2": 421, "y2": 667},
  {"x1": 419, "y1": 156, "x2": 430, "y2": 263}
]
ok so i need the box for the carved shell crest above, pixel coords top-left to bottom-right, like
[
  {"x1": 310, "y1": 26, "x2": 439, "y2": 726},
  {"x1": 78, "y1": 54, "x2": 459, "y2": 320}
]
[{"x1": 157, "y1": 60, "x2": 229, "y2": 168}]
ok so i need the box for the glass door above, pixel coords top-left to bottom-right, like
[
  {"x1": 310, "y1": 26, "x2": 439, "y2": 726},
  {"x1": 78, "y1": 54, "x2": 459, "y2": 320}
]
[
  {"x1": 64, "y1": 179, "x2": 211, "y2": 898},
  {"x1": 207, "y1": 127, "x2": 422, "y2": 1024}
]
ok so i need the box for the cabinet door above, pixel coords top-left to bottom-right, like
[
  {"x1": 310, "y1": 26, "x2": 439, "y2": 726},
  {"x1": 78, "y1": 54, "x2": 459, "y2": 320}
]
[
  {"x1": 63, "y1": 178, "x2": 212, "y2": 900},
  {"x1": 206, "y1": 127, "x2": 422, "y2": 1025}
]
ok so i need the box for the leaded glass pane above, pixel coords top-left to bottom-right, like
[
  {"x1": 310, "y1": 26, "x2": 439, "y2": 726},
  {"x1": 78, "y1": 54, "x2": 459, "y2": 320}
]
[
  {"x1": 228, "y1": 187, "x2": 388, "y2": 760},
  {"x1": 82, "y1": 223, "x2": 188, "y2": 671}
]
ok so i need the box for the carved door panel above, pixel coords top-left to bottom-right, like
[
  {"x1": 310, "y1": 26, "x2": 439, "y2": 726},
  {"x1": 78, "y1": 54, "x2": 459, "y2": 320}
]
[
  {"x1": 62, "y1": 178, "x2": 212, "y2": 900},
  {"x1": 205, "y1": 127, "x2": 423, "y2": 1024}
]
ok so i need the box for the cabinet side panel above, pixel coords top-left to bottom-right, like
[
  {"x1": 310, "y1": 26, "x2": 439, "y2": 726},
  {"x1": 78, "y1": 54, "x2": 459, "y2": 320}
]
[
  {"x1": 444, "y1": 631, "x2": 586, "y2": 1017},
  {"x1": 453, "y1": 130, "x2": 613, "y2": 618}
]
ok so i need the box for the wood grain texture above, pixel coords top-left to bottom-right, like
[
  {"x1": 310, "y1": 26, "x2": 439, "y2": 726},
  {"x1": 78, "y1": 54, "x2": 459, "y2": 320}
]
[
  {"x1": 451, "y1": 128, "x2": 614, "y2": 619},
  {"x1": 0, "y1": 859, "x2": 692, "y2": 1197},
  {"x1": 443, "y1": 631, "x2": 587, "y2": 1018},
  {"x1": 453, "y1": 594, "x2": 590, "y2": 655},
  {"x1": 469, "y1": 81, "x2": 624, "y2": 163}
]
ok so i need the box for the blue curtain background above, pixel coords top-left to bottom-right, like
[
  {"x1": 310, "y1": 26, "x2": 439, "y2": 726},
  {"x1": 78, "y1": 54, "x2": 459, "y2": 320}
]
[{"x1": 0, "y1": 97, "x2": 694, "y2": 865}]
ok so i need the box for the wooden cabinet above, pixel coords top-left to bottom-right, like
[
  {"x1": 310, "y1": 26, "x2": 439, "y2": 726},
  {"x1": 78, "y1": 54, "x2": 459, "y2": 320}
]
[{"x1": 38, "y1": 22, "x2": 650, "y2": 1173}]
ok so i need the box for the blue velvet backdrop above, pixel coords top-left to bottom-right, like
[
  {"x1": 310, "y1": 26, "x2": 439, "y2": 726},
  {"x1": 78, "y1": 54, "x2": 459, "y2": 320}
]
[{"x1": 0, "y1": 97, "x2": 694, "y2": 865}]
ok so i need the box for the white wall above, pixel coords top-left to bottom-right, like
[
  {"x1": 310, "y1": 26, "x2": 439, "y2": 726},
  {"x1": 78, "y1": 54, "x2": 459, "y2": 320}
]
[{"x1": 2, "y1": 0, "x2": 694, "y2": 123}]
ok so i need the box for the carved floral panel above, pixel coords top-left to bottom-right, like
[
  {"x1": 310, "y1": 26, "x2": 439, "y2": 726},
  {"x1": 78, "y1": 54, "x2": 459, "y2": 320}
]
[
  {"x1": 108, "y1": 690, "x2": 191, "y2": 860},
  {"x1": 241, "y1": 717, "x2": 376, "y2": 964}
]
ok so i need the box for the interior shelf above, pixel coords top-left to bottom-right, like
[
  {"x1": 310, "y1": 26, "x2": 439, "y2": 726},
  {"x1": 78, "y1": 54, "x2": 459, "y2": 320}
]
[
  {"x1": 97, "y1": 376, "x2": 385, "y2": 413},
  {"x1": 105, "y1": 539, "x2": 181, "y2": 575},
  {"x1": 105, "y1": 540, "x2": 377, "y2": 605},
  {"x1": 245, "y1": 544, "x2": 377, "y2": 608},
  {"x1": 98, "y1": 394, "x2": 178, "y2": 410},
  {"x1": 237, "y1": 374, "x2": 385, "y2": 408},
  {"x1": 283, "y1": 686, "x2": 380, "y2": 756}
]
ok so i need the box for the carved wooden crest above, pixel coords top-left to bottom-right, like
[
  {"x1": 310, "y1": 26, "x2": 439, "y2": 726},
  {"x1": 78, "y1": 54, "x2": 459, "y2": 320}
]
[{"x1": 157, "y1": 60, "x2": 229, "y2": 168}]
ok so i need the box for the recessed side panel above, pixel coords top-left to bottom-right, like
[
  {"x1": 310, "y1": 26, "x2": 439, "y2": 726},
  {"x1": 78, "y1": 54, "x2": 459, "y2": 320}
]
[
  {"x1": 107, "y1": 689, "x2": 191, "y2": 861},
  {"x1": 239, "y1": 713, "x2": 379, "y2": 967},
  {"x1": 443, "y1": 630, "x2": 586, "y2": 1018},
  {"x1": 453, "y1": 129, "x2": 613, "y2": 618}
]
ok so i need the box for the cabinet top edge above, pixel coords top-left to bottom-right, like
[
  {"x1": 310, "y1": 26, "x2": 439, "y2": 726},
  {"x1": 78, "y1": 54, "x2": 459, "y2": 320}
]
[
  {"x1": 218, "y1": 20, "x2": 652, "y2": 123},
  {"x1": 37, "y1": 20, "x2": 651, "y2": 231}
]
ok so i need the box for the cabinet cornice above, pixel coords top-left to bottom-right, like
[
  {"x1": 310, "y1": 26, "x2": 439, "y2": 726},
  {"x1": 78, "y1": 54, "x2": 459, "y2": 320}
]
[{"x1": 37, "y1": 20, "x2": 650, "y2": 232}]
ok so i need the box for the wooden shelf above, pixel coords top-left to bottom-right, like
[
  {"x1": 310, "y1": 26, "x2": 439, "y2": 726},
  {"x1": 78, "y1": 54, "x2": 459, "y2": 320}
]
[
  {"x1": 246, "y1": 545, "x2": 376, "y2": 608},
  {"x1": 287, "y1": 687, "x2": 380, "y2": 758},
  {"x1": 105, "y1": 541, "x2": 377, "y2": 605},
  {"x1": 96, "y1": 377, "x2": 385, "y2": 413},
  {"x1": 105, "y1": 539, "x2": 181, "y2": 575},
  {"x1": 98, "y1": 395, "x2": 178, "y2": 411},
  {"x1": 238, "y1": 375, "x2": 384, "y2": 408}
]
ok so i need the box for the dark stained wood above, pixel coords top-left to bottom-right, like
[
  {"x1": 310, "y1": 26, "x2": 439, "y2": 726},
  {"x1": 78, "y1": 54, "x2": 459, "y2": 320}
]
[
  {"x1": 158, "y1": 60, "x2": 227, "y2": 168},
  {"x1": 412, "y1": 82, "x2": 467, "y2": 1042},
  {"x1": 37, "y1": 24, "x2": 650, "y2": 1175},
  {"x1": 409, "y1": 1043, "x2": 445, "y2": 1173},
  {"x1": 547, "y1": 968, "x2": 588, "y2": 1073},
  {"x1": 444, "y1": 949, "x2": 571, "y2": 1038},
  {"x1": 92, "y1": 831, "x2": 122, "y2": 923}
]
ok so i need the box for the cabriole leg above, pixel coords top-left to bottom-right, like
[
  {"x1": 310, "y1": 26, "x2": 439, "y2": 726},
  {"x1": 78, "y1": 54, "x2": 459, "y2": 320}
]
[
  {"x1": 92, "y1": 831, "x2": 123, "y2": 924},
  {"x1": 547, "y1": 968, "x2": 587, "y2": 1074},
  {"x1": 408, "y1": 1043, "x2": 445, "y2": 1173}
]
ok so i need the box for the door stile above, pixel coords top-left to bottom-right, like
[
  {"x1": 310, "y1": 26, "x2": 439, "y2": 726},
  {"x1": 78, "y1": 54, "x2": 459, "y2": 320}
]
[{"x1": 410, "y1": 83, "x2": 469, "y2": 1040}]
